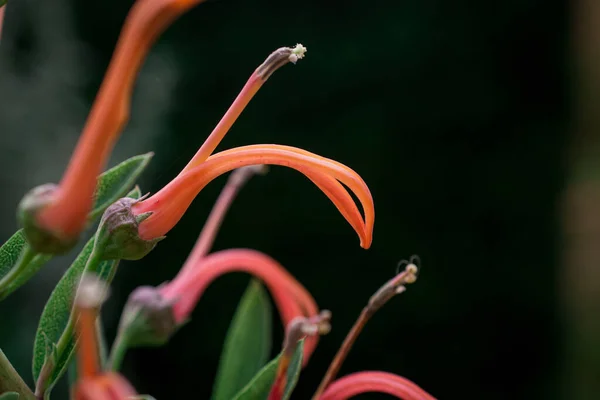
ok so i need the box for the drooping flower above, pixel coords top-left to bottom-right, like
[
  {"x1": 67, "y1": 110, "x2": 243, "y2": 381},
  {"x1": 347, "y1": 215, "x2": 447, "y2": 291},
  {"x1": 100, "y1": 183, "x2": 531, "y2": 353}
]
[
  {"x1": 318, "y1": 371, "x2": 436, "y2": 400},
  {"x1": 18, "y1": 0, "x2": 206, "y2": 253},
  {"x1": 112, "y1": 43, "x2": 375, "y2": 259},
  {"x1": 160, "y1": 248, "x2": 323, "y2": 359},
  {"x1": 113, "y1": 166, "x2": 326, "y2": 363}
]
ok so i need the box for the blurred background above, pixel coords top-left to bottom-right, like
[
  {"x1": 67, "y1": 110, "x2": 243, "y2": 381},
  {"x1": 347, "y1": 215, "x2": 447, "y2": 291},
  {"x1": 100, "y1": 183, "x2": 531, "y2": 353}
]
[{"x1": 1, "y1": 0, "x2": 597, "y2": 399}]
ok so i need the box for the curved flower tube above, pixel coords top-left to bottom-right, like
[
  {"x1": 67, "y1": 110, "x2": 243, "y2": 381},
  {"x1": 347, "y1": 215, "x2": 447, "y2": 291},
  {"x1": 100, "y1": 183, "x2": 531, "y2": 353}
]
[
  {"x1": 159, "y1": 248, "x2": 321, "y2": 361},
  {"x1": 23, "y1": 0, "x2": 205, "y2": 248},
  {"x1": 319, "y1": 371, "x2": 436, "y2": 400},
  {"x1": 132, "y1": 145, "x2": 374, "y2": 248}
]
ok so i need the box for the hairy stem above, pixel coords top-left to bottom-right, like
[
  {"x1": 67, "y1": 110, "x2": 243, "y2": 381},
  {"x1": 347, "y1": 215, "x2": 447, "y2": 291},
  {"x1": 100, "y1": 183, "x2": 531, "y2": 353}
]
[{"x1": 0, "y1": 348, "x2": 36, "y2": 399}]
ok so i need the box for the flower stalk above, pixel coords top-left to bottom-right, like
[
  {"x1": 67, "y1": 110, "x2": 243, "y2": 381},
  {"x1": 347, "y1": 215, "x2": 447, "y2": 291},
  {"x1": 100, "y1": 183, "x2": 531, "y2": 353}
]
[
  {"x1": 268, "y1": 311, "x2": 332, "y2": 400},
  {"x1": 311, "y1": 261, "x2": 419, "y2": 399}
]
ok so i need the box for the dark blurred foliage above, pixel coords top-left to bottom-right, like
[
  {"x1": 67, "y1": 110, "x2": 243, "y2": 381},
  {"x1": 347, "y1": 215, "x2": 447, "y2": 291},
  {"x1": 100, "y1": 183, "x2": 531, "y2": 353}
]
[{"x1": 0, "y1": 0, "x2": 570, "y2": 399}]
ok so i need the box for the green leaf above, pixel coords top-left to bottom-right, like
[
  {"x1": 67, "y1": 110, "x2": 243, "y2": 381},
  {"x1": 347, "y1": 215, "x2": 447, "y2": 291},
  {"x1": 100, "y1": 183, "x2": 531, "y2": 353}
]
[
  {"x1": 32, "y1": 187, "x2": 141, "y2": 394},
  {"x1": 211, "y1": 280, "x2": 273, "y2": 400},
  {"x1": 89, "y1": 153, "x2": 153, "y2": 221},
  {"x1": 232, "y1": 341, "x2": 304, "y2": 400},
  {"x1": 0, "y1": 231, "x2": 52, "y2": 301},
  {"x1": 0, "y1": 393, "x2": 20, "y2": 399},
  {"x1": 129, "y1": 396, "x2": 157, "y2": 400},
  {"x1": 0, "y1": 231, "x2": 27, "y2": 281}
]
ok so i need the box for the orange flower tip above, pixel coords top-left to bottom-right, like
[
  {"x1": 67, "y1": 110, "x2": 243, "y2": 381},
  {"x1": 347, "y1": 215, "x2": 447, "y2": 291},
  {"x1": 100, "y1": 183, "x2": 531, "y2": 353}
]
[
  {"x1": 283, "y1": 310, "x2": 332, "y2": 357},
  {"x1": 17, "y1": 183, "x2": 79, "y2": 254},
  {"x1": 116, "y1": 286, "x2": 178, "y2": 347},
  {"x1": 255, "y1": 43, "x2": 307, "y2": 81},
  {"x1": 76, "y1": 273, "x2": 110, "y2": 309},
  {"x1": 368, "y1": 260, "x2": 419, "y2": 312},
  {"x1": 97, "y1": 197, "x2": 164, "y2": 260}
]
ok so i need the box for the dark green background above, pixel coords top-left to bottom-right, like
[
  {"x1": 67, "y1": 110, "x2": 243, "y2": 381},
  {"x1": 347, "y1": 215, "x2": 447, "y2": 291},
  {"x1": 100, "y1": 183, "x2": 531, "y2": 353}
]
[{"x1": 0, "y1": 0, "x2": 569, "y2": 398}]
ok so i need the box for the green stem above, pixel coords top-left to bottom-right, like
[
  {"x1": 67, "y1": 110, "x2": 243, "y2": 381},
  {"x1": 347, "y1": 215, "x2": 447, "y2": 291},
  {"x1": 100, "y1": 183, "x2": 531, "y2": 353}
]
[
  {"x1": 0, "y1": 244, "x2": 36, "y2": 301},
  {"x1": 0, "y1": 349, "x2": 36, "y2": 399},
  {"x1": 107, "y1": 329, "x2": 131, "y2": 371}
]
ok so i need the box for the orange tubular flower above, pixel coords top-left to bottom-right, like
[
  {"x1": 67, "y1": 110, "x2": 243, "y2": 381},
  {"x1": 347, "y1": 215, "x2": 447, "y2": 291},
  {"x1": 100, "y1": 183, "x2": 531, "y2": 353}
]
[
  {"x1": 19, "y1": 0, "x2": 206, "y2": 252},
  {"x1": 159, "y1": 248, "x2": 322, "y2": 361},
  {"x1": 318, "y1": 371, "x2": 436, "y2": 400},
  {"x1": 129, "y1": 44, "x2": 374, "y2": 250},
  {"x1": 112, "y1": 167, "x2": 325, "y2": 365},
  {"x1": 71, "y1": 275, "x2": 138, "y2": 400}
]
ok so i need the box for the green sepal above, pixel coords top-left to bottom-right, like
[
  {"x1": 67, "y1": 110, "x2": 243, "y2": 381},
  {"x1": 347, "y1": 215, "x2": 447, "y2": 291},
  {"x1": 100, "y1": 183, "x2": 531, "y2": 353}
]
[
  {"x1": 0, "y1": 393, "x2": 20, "y2": 400},
  {"x1": 97, "y1": 199, "x2": 163, "y2": 261},
  {"x1": 129, "y1": 396, "x2": 157, "y2": 400},
  {"x1": 212, "y1": 280, "x2": 272, "y2": 400},
  {"x1": 0, "y1": 1, "x2": 6, "y2": 8},
  {"x1": 31, "y1": 188, "x2": 141, "y2": 396},
  {"x1": 17, "y1": 184, "x2": 76, "y2": 255},
  {"x1": 232, "y1": 340, "x2": 304, "y2": 400}
]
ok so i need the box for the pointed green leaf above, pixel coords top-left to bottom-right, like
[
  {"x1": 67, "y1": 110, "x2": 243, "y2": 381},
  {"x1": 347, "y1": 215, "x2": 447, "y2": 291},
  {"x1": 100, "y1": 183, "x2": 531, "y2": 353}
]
[
  {"x1": 32, "y1": 187, "x2": 141, "y2": 394},
  {"x1": 0, "y1": 232, "x2": 52, "y2": 301},
  {"x1": 232, "y1": 341, "x2": 304, "y2": 400},
  {"x1": 89, "y1": 153, "x2": 153, "y2": 221},
  {"x1": 211, "y1": 280, "x2": 272, "y2": 400},
  {"x1": 0, "y1": 231, "x2": 27, "y2": 281},
  {"x1": 0, "y1": 393, "x2": 20, "y2": 400},
  {"x1": 31, "y1": 237, "x2": 118, "y2": 389}
]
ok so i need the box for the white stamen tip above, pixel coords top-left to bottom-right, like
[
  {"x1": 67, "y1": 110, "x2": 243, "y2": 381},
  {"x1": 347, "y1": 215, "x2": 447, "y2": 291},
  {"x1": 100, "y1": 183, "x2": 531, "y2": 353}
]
[{"x1": 289, "y1": 44, "x2": 307, "y2": 64}]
